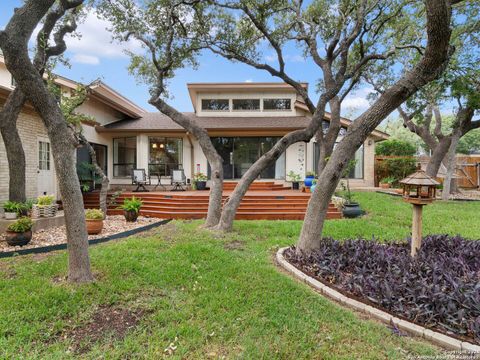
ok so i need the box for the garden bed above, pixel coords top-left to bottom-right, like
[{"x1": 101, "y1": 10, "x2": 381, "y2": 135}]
[
  {"x1": 0, "y1": 215, "x2": 164, "y2": 254},
  {"x1": 284, "y1": 235, "x2": 480, "y2": 345}
]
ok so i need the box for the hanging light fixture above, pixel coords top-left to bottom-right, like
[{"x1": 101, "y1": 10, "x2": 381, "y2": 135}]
[
  {"x1": 152, "y1": 143, "x2": 158, "y2": 149},
  {"x1": 160, "y1": 143, "x2": 165, "y2": 149}
]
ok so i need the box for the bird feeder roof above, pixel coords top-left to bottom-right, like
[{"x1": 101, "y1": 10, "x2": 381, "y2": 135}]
[{"x1": 399, "y1": 170, "x2": 440, "y2": 186}]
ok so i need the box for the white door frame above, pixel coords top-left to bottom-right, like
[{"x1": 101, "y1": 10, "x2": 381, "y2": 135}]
[{"x1": 37, "y1": 136, "x2": 56, "y2": 198}]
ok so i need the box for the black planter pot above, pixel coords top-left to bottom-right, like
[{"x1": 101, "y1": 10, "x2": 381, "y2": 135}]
[
  {"x1": 196, "y1": 181, "x2": 207, "y2": 190},
  {"x1": 291, "y1": 182, "x2": 300, "y2": 190},
  {"x1": 124, "y1": 210, "x2": 139, "y2": 222},
  {"x1": 342, "y1": 203, "x2": 364, "y2": 218},
  {"x1": 6, "y1": 230, "x2": 32, "y2": 247}
]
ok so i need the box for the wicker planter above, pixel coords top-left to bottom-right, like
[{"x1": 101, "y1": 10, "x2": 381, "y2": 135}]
[
  {"x1": 86, "y1": 219, "x2": 103, "y2": 235},
  {"x1": 31, "y1": 204, "x2": 58, "y2": 218},
  {"x1": 4, "y1": 212, "x2": 17, "y2": 220},
  {"x1": 5, "y1": 230, "x2": 32, "y2": 247}
]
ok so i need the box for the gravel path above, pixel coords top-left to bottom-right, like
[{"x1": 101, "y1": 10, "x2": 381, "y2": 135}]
[{"x1": 0, "y1": 216, "x2": 163, "y2": 253}]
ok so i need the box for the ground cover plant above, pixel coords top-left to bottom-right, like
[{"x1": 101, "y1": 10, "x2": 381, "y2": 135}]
[
  {"x1": 285, "y1": 235, "x2": 480, "y2": 344},
  {"x1": 0, "y1": 193, "x2": 479, "y2": 358}
]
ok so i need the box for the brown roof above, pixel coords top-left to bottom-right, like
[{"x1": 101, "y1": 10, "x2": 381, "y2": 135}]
[
  {"x1": 400, "y1": 170, "x2": 440, "y2": 186},
  {"x1": 99, "y1": 112, "x2": 389, "y2": 140},
  {"x1": 101, "y1": 112, "x2": 313, "y2": 131}
]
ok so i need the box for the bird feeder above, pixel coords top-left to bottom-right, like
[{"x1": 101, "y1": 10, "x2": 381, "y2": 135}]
[{"x1": 399, "y1": 170, "x2": 440, "y2": 257}]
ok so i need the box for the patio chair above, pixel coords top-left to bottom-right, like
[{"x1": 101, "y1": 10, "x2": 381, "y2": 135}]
[
  {"x1": 132, "y1": 169, "x2": 150, "y2": 192},
  {"x1": 171, "y1": 169, "x2": 186, "y2": 191}
]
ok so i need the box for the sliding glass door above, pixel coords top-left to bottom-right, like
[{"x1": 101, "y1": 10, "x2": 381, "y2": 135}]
[{"x1": 210, "y1": 137, "x2": 286, "y2": 180}]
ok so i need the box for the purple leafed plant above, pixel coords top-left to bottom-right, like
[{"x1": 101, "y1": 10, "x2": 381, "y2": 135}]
[{"x1": 285, "y1": 235, "x2": 480, "y2": 344}]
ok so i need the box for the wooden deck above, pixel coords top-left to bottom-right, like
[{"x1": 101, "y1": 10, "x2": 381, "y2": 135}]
[{"x1": 83, "y1": 182, "x2": 342, "y2": 220}]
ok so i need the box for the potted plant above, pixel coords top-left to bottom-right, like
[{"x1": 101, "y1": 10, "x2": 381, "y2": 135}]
[
  {"x1": 17, "y1": 199, "x2": 35, "y2": 217},
  {"x1": 379, "y1": 176, "x2": 396, "y2": 189},
  {"x1": 193, "y1": 172, "x2": 208, "y2": 190},
  {"x1": 85, "y1": 208, "x2": 104, "y2": 235},
  {"x1": 340, "y1": 160, "x2": 364, "y2": 218},
  {"x1": 5, "y1": 217, "x2": 34, "y2": 246},
  {"x1": 119, "y1": 196, "x2": 143, "y2": 222},
  {"x1": 310, "y1": 179, "x2": 318, "y2": 193},
  {"x1": 3, "y1": 201, "x2": 21, "y2": 220},
  {"x1": 287, "y1": 171, "x2": 301, "y2": 190},
  {"x1": 32, "y1": 195, "x2": 57, "y2": 218},
  {"x1": 304, "y1": 171, "x2": 316, "y2": 188}
]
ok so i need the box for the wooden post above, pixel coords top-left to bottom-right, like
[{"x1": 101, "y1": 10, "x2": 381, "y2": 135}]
[{"x1": 411, "y1": 204, "x2": 423, "y2": 257}]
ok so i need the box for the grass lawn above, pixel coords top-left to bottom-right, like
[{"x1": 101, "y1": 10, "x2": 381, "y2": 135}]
[{"x1": 0, "y1": 192, "x2": 478, "y2": 359}]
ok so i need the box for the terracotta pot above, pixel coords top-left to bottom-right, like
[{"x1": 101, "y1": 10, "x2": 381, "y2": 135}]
[
  {"x1": 394, "y1": 188, "x2": 403, "y2": 194},
  {"x1": 379, "y1": 183, "x2": 390, "y2": 189},
  {"x1": 5, "y1": 230, "x2": 32, "y2": 247},
  {"x1": 124, "y1": 210, "x2": 139, "y2": 222},
  {"x1": 86, "y1": 219, "x2": 103, "y2": 235}
]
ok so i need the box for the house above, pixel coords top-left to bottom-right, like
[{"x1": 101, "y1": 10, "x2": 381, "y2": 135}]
[{"x1": 0, "y1": 57, "x2": 388, "y2": 203}]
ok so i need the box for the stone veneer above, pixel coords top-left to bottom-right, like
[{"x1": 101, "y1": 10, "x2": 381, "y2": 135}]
[{"x1": 0, "y1": 109, "x2": 49, "y2": 204}]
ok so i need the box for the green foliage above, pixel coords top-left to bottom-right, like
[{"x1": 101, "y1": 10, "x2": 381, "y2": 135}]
[
  {"x1": 119, "y1": 197, "x2": 143, "y2": 213},
  {"x1": 37, "y1": 195, "x2": 55, "y2": 206},
  {"x1": 85, "y1": 209, "x2": 104, "y2": 220},
  {"x1": 3, "y1": 201, "x2": 22, "y2": 213},
  {"x1": 305, "y1": 171, "x2": 316, "y2": 177},
  {"x1": 287, "y1": 171, "x2": 301, "y2": 182},
  {"x1": 457, "y1": 129, "x2": 480, "y2": 154},
  {"x1": 7, "y1": 217, "x2": 33, "y2": 233},
  {"x1": 193, "y1": 172, "x2": 207, "y2": 181},
  {"x1": 376, "y1": 139, "x2": 416, "y2": 156},
  {"x1": 380, "y1": 176, "x2": 396, "y2": 184},
  {"x1": 1, "y1": 192, "x2": 466, "y2": 357},
  {"x1": 376, "y1": 158, "x2": 417, "y2": 186}
]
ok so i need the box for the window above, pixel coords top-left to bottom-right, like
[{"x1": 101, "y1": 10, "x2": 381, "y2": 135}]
[
  {"x1": 113, "y1": 137, "x2": 136, "y2": 177},
  {"x1": 232, "y1": 99, "x2": 260, "y2": 111},
  {"x1": 148, "y1": 137, "x2": 183, "y2": 176},
  {"x1": 202, "y1": 99, "x2": 229, "y2": 111},
  {"x1": 263, "y1": 98, "x2": 291, "y2": 110},
  {"x1": 10, "y1": 75, "x2": 16, "y2": 88},
  {"x1": 76, "y1": 143, "x2": 108, "y2": 188},
  {"x1": 313, "y1": 143, "x2": 364, "y2": 179},
  {"x1": 38, "y1": 141, "x2": 50, "y2": 171}
]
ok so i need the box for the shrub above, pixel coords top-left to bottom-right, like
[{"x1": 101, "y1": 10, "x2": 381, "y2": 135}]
[
  {"x1": 3, "y1": 201, "x2": 22, "y2": 213},
  {"x1": 376, "y1": 139, "x2": 416, "y2": 156},
  {"x1": 120, "y1": 197, "x2": 143, "y2": 213},
  {"x1": 376, "y1": 157, "x2": 417, "y2": 186},
  {"x1": 285, "y1": 235, "x2": 480, "y2": 344},
  {"x1": 380, "y1": 176, "x2": 396, "y2": 184},
  {"x1": 85, "y1": 209, "x2": 104, "y2": 220},
  {"x1": 7, "y1": 217, "x2": 34, "y2": 233},
  {"x1": 287, "y1": 171, "x2": 301, "y2": 182},
  {"x1": 193, "y1": 172, "x2": 208, "y2": 181},
  {"x1": 37, "y1": 195, "x2": 55, "y2": 206}
]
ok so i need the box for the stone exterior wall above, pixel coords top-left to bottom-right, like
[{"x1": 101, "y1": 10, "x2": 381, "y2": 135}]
[{"x1": 0, "y1": 109, "x2": 50, "y2": 204}]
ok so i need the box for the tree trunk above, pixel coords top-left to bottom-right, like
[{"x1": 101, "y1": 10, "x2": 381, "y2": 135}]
[
  {"x1": 316, "y1": 97, "x2": 342, "y2": 175},
  {"x1": 80, "y1": 134, "x2": 109, "y2": 217},
  {"x1": 149, "y1": 98, "x2": 224, "y2": 228},
  {"x1": 216, "y1": 102, "x2": 330, "y2": 232},
  {"x1": 296, "y1": 0, "x2": 453, "y2": 254},
  {"x1": 441, "y1": 132, "x2": 460, "y2": 200},
  {"x1": 0, "y1": 0, "x2": 93, "y2": 283},
  {"x1": 425, "y1": 137, "x2": 452, "y2": 177},
  {"x1": 0, "y1": 88, "x2": 27, "y2": 203}
]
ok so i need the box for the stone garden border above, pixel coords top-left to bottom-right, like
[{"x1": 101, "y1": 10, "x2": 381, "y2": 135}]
[
  {"x1": 276, "y1": 247, "x2": 480, "y2": 353},
  {"x1": 0, "y1": 219, "x2": 171, "y2": 259}
]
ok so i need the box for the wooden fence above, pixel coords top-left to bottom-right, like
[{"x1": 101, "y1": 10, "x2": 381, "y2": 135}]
[
  {"x1": 375, "y1": 155, "x2": 480, "y2": 188},
  {"x1": 375, "y1": 155, "x2": 480, "y2": 189}
]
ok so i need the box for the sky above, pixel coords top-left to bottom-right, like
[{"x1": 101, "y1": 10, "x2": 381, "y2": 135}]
[{"x1": 0, "y1": 2, "x2": 377, "y2": 116}]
